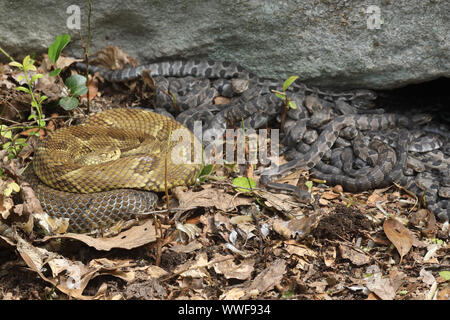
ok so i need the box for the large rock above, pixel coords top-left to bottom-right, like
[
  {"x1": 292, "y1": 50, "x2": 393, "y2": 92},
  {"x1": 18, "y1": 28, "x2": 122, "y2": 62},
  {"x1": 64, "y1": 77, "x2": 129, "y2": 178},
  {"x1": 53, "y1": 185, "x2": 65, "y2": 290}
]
[{"x1": 1, "y1": 0, "x2": 448, "y2": 89}]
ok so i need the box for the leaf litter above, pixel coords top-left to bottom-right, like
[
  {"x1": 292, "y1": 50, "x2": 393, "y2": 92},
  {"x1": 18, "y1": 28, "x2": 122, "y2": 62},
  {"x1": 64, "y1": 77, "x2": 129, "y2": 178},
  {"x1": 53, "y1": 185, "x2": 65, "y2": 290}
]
[{"x1": 0, "y1": 48, "x2": 448, "y2": 300}]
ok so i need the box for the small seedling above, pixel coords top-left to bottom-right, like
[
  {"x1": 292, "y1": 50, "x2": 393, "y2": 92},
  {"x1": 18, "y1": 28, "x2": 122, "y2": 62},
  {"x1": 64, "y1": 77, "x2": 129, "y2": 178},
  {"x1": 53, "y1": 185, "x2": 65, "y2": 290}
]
[
  {"x1": 47, "y1": 34, "x2": 88, "y2": 111},
  {"x1": 272, "y1": 76, "x2": 299, "y2": 132}
]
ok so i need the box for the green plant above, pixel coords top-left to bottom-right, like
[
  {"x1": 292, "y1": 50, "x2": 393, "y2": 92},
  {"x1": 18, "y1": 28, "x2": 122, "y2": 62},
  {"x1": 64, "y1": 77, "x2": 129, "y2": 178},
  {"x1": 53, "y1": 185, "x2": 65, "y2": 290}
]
[
  {"x1": 0, "y1": 125, "x2": 29, "y2": 158},
  {"x1": 9, "y1": 55, "x2": 47, "y2": 129},
  {"x1": 272, "y1": 76, "x2": 299, "y2": 132},
  {"x1": 0, "y1": 33, "x2": 87, "y2": 158},
  {"x1": 47, "y1": 34, "x2": 88, "y2": 111},
  {"x1": 0, "y1": 52, "x2": 47, "y2": 158}
]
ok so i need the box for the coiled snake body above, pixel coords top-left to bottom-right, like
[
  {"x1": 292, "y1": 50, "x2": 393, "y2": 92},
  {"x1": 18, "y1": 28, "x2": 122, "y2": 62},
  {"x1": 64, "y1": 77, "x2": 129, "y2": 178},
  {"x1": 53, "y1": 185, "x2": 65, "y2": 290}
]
[
  {"x1": 26, "y1": 108, "x2": 202, "y2": 233},
  {"x1": 26, "y1": 60, "x2": 449, "y2": 232}
]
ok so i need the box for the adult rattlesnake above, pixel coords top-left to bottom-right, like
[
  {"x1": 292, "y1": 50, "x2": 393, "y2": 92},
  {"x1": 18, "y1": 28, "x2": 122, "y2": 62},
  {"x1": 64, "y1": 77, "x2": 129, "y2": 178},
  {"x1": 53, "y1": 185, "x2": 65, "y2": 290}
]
[{"x1": 26, "y1": 108, "x2": 202, "y2": 233}]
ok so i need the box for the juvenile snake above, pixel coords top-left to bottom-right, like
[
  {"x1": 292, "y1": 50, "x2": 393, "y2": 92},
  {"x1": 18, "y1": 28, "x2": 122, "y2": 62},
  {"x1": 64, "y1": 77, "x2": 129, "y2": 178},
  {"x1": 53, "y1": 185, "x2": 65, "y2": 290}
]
[{"x1": 25, "y1": 60, "x2": 449, "y2": 232}]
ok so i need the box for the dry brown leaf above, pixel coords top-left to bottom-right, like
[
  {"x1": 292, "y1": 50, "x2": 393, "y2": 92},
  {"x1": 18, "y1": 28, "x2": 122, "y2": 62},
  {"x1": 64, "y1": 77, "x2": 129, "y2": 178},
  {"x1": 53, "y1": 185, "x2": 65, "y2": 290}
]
[
  {"x1": 367, "y1": 191, "x2": 386, "y2": 205},
  {"x1": 437, "y1": 285, "x2": 450, "y2": 300},
  {"x1": 323, "y1": 246, "x2": 337, "y2": 267},
  {"x1": 91, "y1": 46, "x2": 138, "y2": 70},
  {"x1": 383, "y1": 217, "x2": 413, "y2": 263},
  {"x1": 41, "y1": 54, "x2": 80, "y2": 71},
  {"x1": 245, "y1": 259, "x2": 286, "y2": 297},
  {"x1": 174, "y1": 252, "x2": 209, "y2": 278},
  {"x1": 169, "y1": 240, "x2": 203, "y2": 253},
  {"x1": 365, "y1": 265, "x2": 396, "y2": 300},
  {"x1": 321, "y1": 191, "x2": 340, "y2": 200},
  {"x1": 284, "y1": 241, "x2": 317, "y2": 259},
  {"x1": 82, "y1": 77, "x2": 99, "y2": 101},
  {"x1": 214, "y1": 96, "x2": 231, "y2": 105},
  {"x1": 0, "y1": 195, "x2": 13, "y2": 219},
  {"x1": 230, "y1": 215, "x2": 253, "y2": 225},
  {"x1": 34, "y1": 71, "x2": 64, "y2": 100},
  {"x1": 219, "y1": 288, "x2": 246, "y2": 300},
  {"x1": 20, "y1": 183, "x2": 44, "y2": 215},
  {"x1": 339, "y1": 245, "x2": 370, "y2": 266},
  {"x1": 145, "y1": 265, "x2": 169, "y2": 279},
  {"x1": 272, "y1": 214, "x2": 320, "y2": 240},
  {"x1": 258, "y1": 191, "x2": 303, "y2": 212},
  {"x1": 14, "y1": 235, "x2": 135, "y2": 299},
  {"x1": 173, "y1": 185, "x2": 253, "y2": 212},
  {"x1": 41, "y1": 219, "x2": 156, "y2": 251},
  {"x1": 212, "y1": 254, "x2": 254, "y2": 280}
]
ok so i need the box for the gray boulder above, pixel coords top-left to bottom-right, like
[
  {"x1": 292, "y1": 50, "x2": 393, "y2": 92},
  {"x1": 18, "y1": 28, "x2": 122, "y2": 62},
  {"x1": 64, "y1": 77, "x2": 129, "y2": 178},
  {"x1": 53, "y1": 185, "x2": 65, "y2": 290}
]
[{"x1": 1, "y1": 0, "x2": 448, "y2": 89}]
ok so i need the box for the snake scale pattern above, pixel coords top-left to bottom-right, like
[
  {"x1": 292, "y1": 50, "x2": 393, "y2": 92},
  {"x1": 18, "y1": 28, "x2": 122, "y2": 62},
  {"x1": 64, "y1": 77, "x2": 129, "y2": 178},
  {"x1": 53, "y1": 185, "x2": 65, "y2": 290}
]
[{"x1": 26, "y1": 60, "x2": 448, "y2": 232}]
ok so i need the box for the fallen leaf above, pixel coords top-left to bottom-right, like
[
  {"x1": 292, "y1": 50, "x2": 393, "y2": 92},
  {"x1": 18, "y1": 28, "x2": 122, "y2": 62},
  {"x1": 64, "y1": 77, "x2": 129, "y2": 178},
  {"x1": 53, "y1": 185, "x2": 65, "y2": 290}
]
[
  {"x1": 173, "y1": 185, "x2": 253, "y2": 212},
  {"x1": 174, "y1": 252, "x2": 209, "y2": 278},
  {"x1": 90, "y1": 46, "x2": 138, "y2": 70},
  {"x1": 272, "y1": 214, "x2": 320, "y2": 240},
  {"x1": 321, "y1": 191, "x2": 340, "y2": 200},
  {"x1": 145, "y1": 265, "x2": 169, "y2": 279},
  {"x1": 365, "y1": 265, "x2": 396, "y2": 300},
  {"x1": 214, "y1": 96, "x2": 231, "y2": 105},
  {"x1": 339, "y1": 245, "x2": 370, "y2": 266},
  {"x1": 323, "y1": 246, "x2": 336, "y2": 267},
  {"x1": 212, "y1": 254, "x2": 254, "y2": 280},
  {"x1": 244, "y1": 259, "x2": 286, "y2": 298},
  {"x1": 41, "y1": 219, "x2": 156, "y2": 251},
  {"x1": 383, "y1": 218, "x2": 413, "y2": 263},
  {"x1": 0, "y1": 195, "x2": 13, "y2": 219},
  {"x1": 257, "y1": 191, "x2": 303, "y2": 212},
  {"x1": 437, "y1": 285, "x2": 450, "y2": 300},
  {"x1": 220, "y1": 288, "x2": 246, "y2": 300},
  {"x1": 82, "y1": 77, "x2": 99, "y2": 101},
  {"x1": 169, "y1": 240, "x2": 203, "y2": 253}
]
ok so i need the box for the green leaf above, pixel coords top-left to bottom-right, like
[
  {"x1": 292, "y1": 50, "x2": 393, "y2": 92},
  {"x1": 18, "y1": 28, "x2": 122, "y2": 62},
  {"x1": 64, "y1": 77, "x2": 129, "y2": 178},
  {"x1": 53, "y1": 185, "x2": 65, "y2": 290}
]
[
  {"x1": 275, "y1": 92, "x2": 286, "y2": 100},
  {"x1": 23, "y1": 55, "x2": 31, "y2": 68},
  {"x1": 49, "y1": 68, "x2": 62, "y2": 77},
  {"x1": 59, "y1": 96, "x2": 79, "y2": 110},
  {"x1": 16, "y1": 75, "x2": 25, "y2": 82},
  {"x1": 22, "y1": 55, "x2": 36, "y2": 72},
  {"x1": 71, "y1": 85, "x2": 88, "y2": 97},
  {"x1": 283, "y1": 76, "x2": 299, "y2": 91},
  {"x1": 0, "y1": 127, "x2": 12, "y2": 139},
  {"x1": 282, "y1": 290, "x2": 294, "y2": 298},
  {"x1": 31, "y1": 73, "x2": 43, "y2": 83},
  {"x1": 2, "y1": 142, "x2": 11, "y2": 149},
  {"x1": 199, "y1": 164, "x2": 214, "y2": 177},
  {"x1": 37, "y1": 119, "x2": 46, "y2": 127},
  {"x1": 24, "y1": 64, "x2": 37, "y2": 72},
  {"x1": 15, "y1": 86, "x2": 31, "y2": 94},
  {"x1": 30, "y1": 130, "x2": 41, "y2": 137},
  {"x1": 232, "y1": 176, "x2": 256, "y2": 193},
  {"x1": 10, "y1": 182, "x2": 20, "y2": 193},
  {"x1": 305, "y1": 180, "x2": 313, "y2": 192},
  {"x1": 15, "y1": 138, "x2": 27, "y2": 145},
  {"x1": 4, "y1": 182, "x2": 20, "y2": 196},
  {"x1": 287, "y1": 100, "x2": 297, "y2": 110},
  {"x1": 439, "y1": 271, "x2": 450, "y2": 281},
  {"x1": 64, "y1": 74, "x2": 88, "y2": 97},
  {"x1": 48, "y1": 34, "x2": 71, "y2": 64},
  {"x1": 9, "y1": 61, "x2": 23, "y2": 69},
  {"x1": 39, "y1": 95, "x2": 48, "y2": 103}
]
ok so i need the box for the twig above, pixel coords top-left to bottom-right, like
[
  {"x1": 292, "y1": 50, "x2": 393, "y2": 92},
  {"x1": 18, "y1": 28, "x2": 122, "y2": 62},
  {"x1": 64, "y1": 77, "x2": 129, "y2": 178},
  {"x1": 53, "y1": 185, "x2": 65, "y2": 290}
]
[{"x1": 79, "y1": 0, "x2": 92, "y2": 113}]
